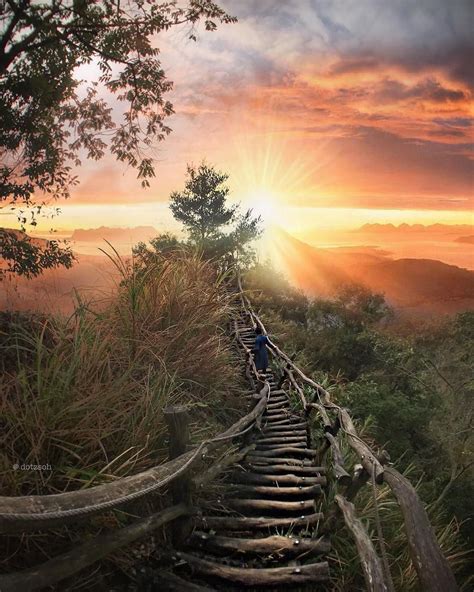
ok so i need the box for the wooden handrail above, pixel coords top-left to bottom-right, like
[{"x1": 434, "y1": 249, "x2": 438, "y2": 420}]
[
  {"x1": 335, "y1": 495, "x2": 388, "y2": 592},
  {"x1": 383, "y1": 468, "x2": 458, "y2": 592}
]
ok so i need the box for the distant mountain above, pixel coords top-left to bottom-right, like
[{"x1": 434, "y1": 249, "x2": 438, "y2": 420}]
[
  {"x1": 71, "y1": 226, "x2": 158, "y2": 243},
  {"x1": 1, "y1": 228, "x2": 50, "y2": 248},
  {"x1": 272, "y1": 228, "x2": 474, "y2": 315},
  {"x1": 355, "y1": 223, "x2": 473, "y2": 235},
  {"x1": 455, "y1": 235, "x2": 474, "y2": 244}
]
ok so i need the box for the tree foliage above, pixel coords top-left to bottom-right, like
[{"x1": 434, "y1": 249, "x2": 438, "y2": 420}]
[
  {"x1": 0, "y1": 0, "x2": 236, "y2": 276},
  {"x1": 169, "y1": 162, "x2": 262, "y2": 261}
]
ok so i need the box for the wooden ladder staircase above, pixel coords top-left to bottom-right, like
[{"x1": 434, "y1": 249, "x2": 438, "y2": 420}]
[{"x1": 166, "y1": 313, "x2": 331, "y2": 590}]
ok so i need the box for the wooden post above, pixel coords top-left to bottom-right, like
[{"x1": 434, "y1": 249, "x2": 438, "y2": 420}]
[{"x1": 164, "y1": 405, "x2": 192, "y2": 545}]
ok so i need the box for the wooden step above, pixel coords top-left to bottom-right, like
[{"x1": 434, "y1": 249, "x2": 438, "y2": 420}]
[
  {"x1": 248, "y1": 447, "x2": 317, "y2": 459},
  {"x1": 247, "y1": 464, "x2": 324, "y2": 475},
  {"x1": 256, "y1": 436, "x2": 307, "y2": 445},
  {"x1": 263, "y1": 416, "x2": 303, "y2": 425},
  {"x1": 246, "y1": 456, "x2": 315, "y2": 466},
  {"x1": 227, "y1": 483, "x2": 322, "y2": 499},
  {"x1": 194, "y1": 512, "x2": 324, "y2": 532},
  {"x1": 267, "y1": 401, "x2": 289, "y2": 409},
  {"x1": 263, "y1": 423, "x2": 307, "y2": 432},
  {"x1": 224, "y1": 498, "x2": 316, "y2": 515},
  {"x1": 175, "y1": 552, "x2": 329, "y2": 585},
  {"x1": 259, "y1": 430, "x2": 307, "y2": 438},
  {"x1": 255, "y1": 442, "x2": 307, "y2": 450},
  {"x1": 230, "y1": 472, "x2": 326, "y2": 487},
  {"x1": 189, "y1": 532, "x2": 331, "y2": 557}
]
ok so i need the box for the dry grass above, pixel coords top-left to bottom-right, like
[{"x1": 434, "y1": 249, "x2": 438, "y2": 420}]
[{"x1": 0, "y1": 250, "x2": 243, "y2": 583}]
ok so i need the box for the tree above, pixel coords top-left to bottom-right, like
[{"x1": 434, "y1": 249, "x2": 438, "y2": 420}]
[
  {"x1": 169, "y1": 162, "x2": 262, "y2": 261},
  {"x1": 132, "y1": 232, "x2": 182, "y2": 268},
  {"x1": 0, "y1": 0, "x2": 236, "y2": 276}
]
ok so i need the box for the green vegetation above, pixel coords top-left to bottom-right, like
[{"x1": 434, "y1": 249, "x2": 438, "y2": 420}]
[
  {"x1": 169, "y1": 162, "x2": 262, "y2": 261},
  {"x1": 245, "y1": 262, "x2": 473, "y2": 588},
  {"x1": 1, "y1": 1, "x2": 235, "y2": 276}
]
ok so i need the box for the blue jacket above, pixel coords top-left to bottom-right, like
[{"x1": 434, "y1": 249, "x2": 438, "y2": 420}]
[{"x1": 254, "y1": 334, "x2": 269, "y2": 370}]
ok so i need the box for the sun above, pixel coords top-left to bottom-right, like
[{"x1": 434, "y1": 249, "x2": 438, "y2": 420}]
[{"x1": 243, "y1": 189, "x2": 280, "y2": 227}]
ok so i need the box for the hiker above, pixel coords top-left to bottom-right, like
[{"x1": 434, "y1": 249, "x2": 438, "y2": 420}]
[{"x1": 253, "y1": 326, "x2": 269, "y2": 374}]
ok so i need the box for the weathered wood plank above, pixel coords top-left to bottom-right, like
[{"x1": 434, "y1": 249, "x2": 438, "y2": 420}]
[
  {"x1": 223, "y1": 498, "x2": 316, "y2": 514},
  {"x1": 228, "y1": 483, "x2": 322, "y2": 499},
  {"x1": 325, "y1": 433, "x2": 352, "y2": 486},
  {"x1": 194, "y1": 512, "x2": 324, "y2": 531},
  {"x1": 335, "y1": 495, "x2": 388, "y2": 592},
  {"x1": 189, "y1": 532, "x2": 330, "y2": 557},
  {"x1": 383, "y1": 467, "x2": 458, "y2": 592},
  {"x1": 176, "y1": 551, "x2": 329, "y2": 585},
  {"x1": 230, "y1": 472, "x2": 326, "y2": 486}
]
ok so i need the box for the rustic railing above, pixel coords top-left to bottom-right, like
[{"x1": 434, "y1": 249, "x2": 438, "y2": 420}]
[
  {"x1": 237, "y1": 274, "x2": 458, "y2": 592},
  {"x1": 0, "y1": 312, "x2": 270, "y2": 592}
]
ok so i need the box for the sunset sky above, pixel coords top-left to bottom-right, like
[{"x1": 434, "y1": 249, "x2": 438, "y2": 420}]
[{"x1": 7, "y1": 0, "x2": 473, "y2": 235}]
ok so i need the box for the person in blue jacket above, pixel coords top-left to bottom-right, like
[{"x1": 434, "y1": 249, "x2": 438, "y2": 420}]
[{"x1": 253, "y1": 326, "x2": 269, "y2": 373}]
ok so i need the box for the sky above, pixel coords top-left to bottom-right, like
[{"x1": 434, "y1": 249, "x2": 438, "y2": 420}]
[{"x1": 10, "y1": 0, "x2": 474, "y2": 234}]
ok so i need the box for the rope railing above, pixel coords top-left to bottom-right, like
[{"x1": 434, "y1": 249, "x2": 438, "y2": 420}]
[{"x1": 238, "y1": 272, "x2": 458, "y2": 592}]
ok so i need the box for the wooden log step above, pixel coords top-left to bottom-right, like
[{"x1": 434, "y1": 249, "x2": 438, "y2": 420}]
[
  {"x1": 248, "y1": 447, "x2": 317, "y2": 458},
  {"x1": 230, "y1": 472, "x2": 326, "y2": 487},
  {"x1": 266, "y1": 397, "x2": 288, "y2": 404},
  {"x1": 227, "y1": 483, "x2": 322, "y2": 499},
  {"x1": 189, "y1": 532, "x2": 331, "y2": 557},
  {"x1": 248, "y1": 464, "x2": 324, "y2": 475},
  {"x1": 176, "y1": 552, "x2": 329, "y2": 585},
  {"x1": 268, "y1": 390, "x2": 287, "y2": 396},
  {"x1": 267, "y1": 401, "x2": 289, "y2": 409},
  {"x1": 263, "y1": 416, "x2": 304, "y2": 425},
  {"x1": 259, "y1": 430, "x2": 307, "y2": 439},
  {"x1": 254, "y1": 444, "x2": 307, "y2": 453},
  {"x1": 247, "y1": 457, "x2": 315, "y2": 466},
  {"x1": 194, "y1": 512, "x2": 324, "y2": 532},
  {"x1": 263, "y1": 423, "x2": 307, "y2": 432},
  {"x1": 255, "y1": 440, "x2": 307, "y2": 449},
  {"x1": 256, "y1": 436, "x2": 307, "y2": 445},
  {"x1": 224, "y1": 498, "x2": 316, "y2": 515},
  {"x1": 264, "y1": 408, "x2": 294, "y2": 416}
]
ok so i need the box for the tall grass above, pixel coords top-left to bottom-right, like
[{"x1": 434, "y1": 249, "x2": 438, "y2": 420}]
[
  {"x1": 0, "y1": 250, "x2": 243, "y2": 582},
  {"x1": 1, "y1": 250, "x2": 241, "y2": 493}
]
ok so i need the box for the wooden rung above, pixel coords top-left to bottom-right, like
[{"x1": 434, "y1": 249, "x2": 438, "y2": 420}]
[
  {"x1": 247, "y1": 464, "x2": 323, "y2": 475},
  {"x1": 224, "y1": 498, "x2": 316, "y2": 514},
  {"x1": 230, "y1": 472, "x2": 326, "y2": 486},
  {"x1": 193, "y1": 512, "x2": 324, "y2": 532},
  {"x1": 263, "y1": 415, "x2": 303, "y2": 423},
  {"x1": 259, "y1": 431, "x2": 307, "y2": 439},
  {"x1": 246, "y1": 456, "x2": 315, "y2": 466},
  {"x1": 263, "y1": 423, "x2": 307, "y2": 432},
  {"x1": 189, "y1": 532, "x2": 331, "y2": 557},
  {"x1": 255, "y1": 442, "x2": 307, "y2": 450},
  {"x1": 228, "y1": 483, "x2": 322, "y2": 499},
  {"x1": 256, "y1": 436, "x2": 307, "y2": 445},
  {"x1": 176, "y1": 552, "x2": 329, "y2": 585},
  {"x1": 248, "y1": 447, "x2": 317, "y2": 458}
]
